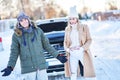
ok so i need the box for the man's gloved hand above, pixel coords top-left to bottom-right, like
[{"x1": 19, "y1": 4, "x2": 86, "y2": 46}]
[
  {"x1": 57, "y1": 54, "x2": 67, "y2": 63},
  {"x1": 1, "y1": 66, "x2": 13, "y2": 76}
]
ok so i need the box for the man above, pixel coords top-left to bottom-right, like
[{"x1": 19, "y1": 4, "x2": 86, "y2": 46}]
[{"x1": 1, "y1": 12, "x2": 67, "y2": 80}]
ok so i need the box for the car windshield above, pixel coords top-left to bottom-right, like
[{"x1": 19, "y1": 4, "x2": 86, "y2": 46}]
[{"x1": 37, "y1": 21, "x2": 67, "y2": 33}]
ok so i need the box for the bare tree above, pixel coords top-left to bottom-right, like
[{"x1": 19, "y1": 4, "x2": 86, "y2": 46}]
[
  {"x1": 106, "y1": 0, "x2": 118, "y2": 10},
  {"x1": 1, "y1": 0, "x2": 14, "y2": 12},
  {"x1": 17, "y1": 0, "x2": 33, "y2": 18},
  {"x1": 0, "y1": 0, "x2": 15, "y2": 18}
]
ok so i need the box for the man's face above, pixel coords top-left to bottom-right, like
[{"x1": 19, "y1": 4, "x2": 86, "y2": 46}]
[{"x1": 19, "y1": 18, "x2": 29, "y2": 29}]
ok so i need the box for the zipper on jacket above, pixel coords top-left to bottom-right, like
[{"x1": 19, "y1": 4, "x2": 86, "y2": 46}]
[{"x1": 27, "y1": 33, "x2": 36, "y2": 69}]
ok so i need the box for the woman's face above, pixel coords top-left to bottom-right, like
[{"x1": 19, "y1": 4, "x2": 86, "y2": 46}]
[
  {"x1": 19, "y1": 18, "x2": 29, "y2": 29},
  {"x1": 69, "y1": 17, "x2": 78, "y2": 25}
]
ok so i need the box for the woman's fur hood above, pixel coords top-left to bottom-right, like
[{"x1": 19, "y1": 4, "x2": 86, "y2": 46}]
[{"x1": 14, "y1": 21, "x2": 38, "y2": 36}]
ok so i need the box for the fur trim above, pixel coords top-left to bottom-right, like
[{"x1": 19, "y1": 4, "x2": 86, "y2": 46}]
[{"x1": 14, "y1": 21, "x2": 38, "y2": 36}]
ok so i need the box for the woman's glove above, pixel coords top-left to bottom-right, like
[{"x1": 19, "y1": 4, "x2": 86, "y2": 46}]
[
  {"x1": 66, "y1": 48, "x2": 70, "y2": 52},
  {"x1": 1, "y1": 66, "x2": 13, "y2": 76},
  {"x1": 69, "y1": 46, "x2": 84, "y2": 51},
  {"x1": 80, "y1": 47, "x2": 84, "y2": 52}
]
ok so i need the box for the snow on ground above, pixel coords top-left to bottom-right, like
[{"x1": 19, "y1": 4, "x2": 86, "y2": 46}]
[
  {"x1": 0, "y1": 30, "x2": 21, "y2": 80},
  {"x1": 0, "y1": 20, "x2": 120, "y2": 80},
  {"x1": 88, "y1": 20, "x2": 120, "y2": 80}
]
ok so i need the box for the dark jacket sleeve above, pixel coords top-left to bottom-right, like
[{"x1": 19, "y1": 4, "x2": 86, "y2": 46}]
[
  {"x1": 38, "y1": 28, "x2": 59, "y2": 57},
  {"x1": 7, "y1": 33, "x2": 20, "y2": 68}
]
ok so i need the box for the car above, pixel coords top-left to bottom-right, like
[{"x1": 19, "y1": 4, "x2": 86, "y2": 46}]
[{"x1": 36, "y1": 17, "x2": 68, "y2": 76}]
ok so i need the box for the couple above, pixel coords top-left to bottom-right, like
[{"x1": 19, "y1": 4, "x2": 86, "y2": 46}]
[{"x1": 1, "y1": 6, "x2": 96, "y2": 80}]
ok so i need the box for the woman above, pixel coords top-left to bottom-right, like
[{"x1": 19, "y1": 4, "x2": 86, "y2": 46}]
[{"x1": 64, "y1": 6, "x2": 96, "y2": 80}]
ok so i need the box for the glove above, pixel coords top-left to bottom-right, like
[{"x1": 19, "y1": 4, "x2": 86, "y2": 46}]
[
  {"x1": 1, "y1": 66, "x2": 13, "y2": 76},
  {"x1": 66, "y1": 48, "x2": 70, "y2": 53},
  {"x1": 80, "y1": 47, "x2": 84, "y2": 52},
  {"x1": 57, "y1": 54, "x2": 67, "y2": 63}
]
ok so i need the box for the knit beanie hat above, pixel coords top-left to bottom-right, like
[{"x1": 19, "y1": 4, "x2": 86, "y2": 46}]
[
  {"x1": 17, "y1": 12, "x2": 32, "y2": 29},
  {"x1": 17, "y1": 12, "x2": 30, "y2": 22},
  {"x1": 68, "y1": 6, "x2": 79, "y2": 18}
]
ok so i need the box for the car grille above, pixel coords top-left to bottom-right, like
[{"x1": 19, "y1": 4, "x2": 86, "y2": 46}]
[
  {"x1": 44, "y1": 49, "x2": 65, "y2": 74},
  {"x1": 47, "y1": 64, "x2": 64, "y2": 73}
]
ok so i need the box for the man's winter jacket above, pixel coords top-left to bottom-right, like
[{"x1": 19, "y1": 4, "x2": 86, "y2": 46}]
[{"x1": 7, "y1": 22, "x2": 59, "y2": 74}]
